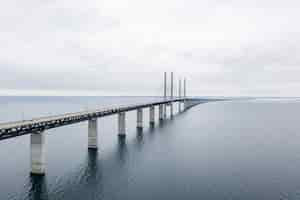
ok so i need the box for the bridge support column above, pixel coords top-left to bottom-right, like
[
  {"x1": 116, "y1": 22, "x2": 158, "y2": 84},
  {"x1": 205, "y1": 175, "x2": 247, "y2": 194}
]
[
  {"x1": 137, "y1": 109, "x2": 143, "y2": 129},
  {"x1": 159, "y1": 105, "x2": 163, "y2": 120},
  {"x1": 118, "y1": 112, "x2": 126, "y2": 137},
  {"x1": 149, "y1": 106, "x2": 155, "y2": 125},
  {"x1": 170, "y1": 103, "x2": 173, "y2": 118},
  {"x1": 163, "y1": 104, "x2": 167, "y2": 119},
  {"x1": 88, "y1": 118, "x2": 98, "y2": 149},
  {"x1": 178, "y1": 102, "x2": 181, "y2": 112},
  {"x1": 31, "y1": 131, "x2": 45, "y2": 175}
]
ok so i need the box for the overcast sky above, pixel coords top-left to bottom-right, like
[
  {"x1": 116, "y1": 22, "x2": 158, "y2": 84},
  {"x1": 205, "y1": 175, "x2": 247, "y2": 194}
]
[{"x1": 1, "y1": 0, "x2": 300, "y2": 96}]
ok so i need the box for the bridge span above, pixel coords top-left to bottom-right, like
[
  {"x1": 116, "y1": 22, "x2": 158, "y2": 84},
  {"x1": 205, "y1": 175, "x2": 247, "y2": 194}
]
[
  {"x1": 0, "y1": 98, "x2": 200, "y2": 175},
  {"x1": 0, "y1": 98, "x2": 199, "y2": 141},
  {"x1": 0, "y1": 72, "x2": 201, "y2": 175}
]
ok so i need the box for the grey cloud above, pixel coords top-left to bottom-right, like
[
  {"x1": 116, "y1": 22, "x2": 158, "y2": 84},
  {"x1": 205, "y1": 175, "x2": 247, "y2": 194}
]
[{"x1": 1, "y1": 0, "x2": 300, "y2": 96}]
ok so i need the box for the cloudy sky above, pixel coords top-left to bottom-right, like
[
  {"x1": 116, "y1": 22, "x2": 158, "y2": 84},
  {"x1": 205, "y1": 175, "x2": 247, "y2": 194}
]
[{"x1": 0, "y1": 0, "x2": 299, "y2": 96}]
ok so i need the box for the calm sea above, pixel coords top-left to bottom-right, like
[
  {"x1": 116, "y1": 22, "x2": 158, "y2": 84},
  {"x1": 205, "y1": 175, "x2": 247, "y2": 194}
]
[{"x1": 1, "y1": 96, "x2": 300, "y2": 200}]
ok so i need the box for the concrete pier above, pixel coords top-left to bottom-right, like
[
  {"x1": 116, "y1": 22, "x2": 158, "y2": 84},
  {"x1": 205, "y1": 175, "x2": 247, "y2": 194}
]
[
  {"x1": 159, "y1": 104, "x2": 163, "y2": 120},
  {"x1": 118, "y1": 112, "x2": 126, "y2": 137},
  {"x1": 149, "y1": 106, "x2": 155, "y2": 125},
  {"x1": 88, "y1": 118, "x2": 98, "y2": 149},
  {"x1": 163, "y1": 72, "x2": 167, "y2": 119},
  {"x1": 170, "y1": 72, "x2": 174, "y2": 117},
  {"x1": 31, "y1": 131, "x2": 46, "y2": 175},
  {"x1": 137, "y1": 109, "x2": 143, "y2": 129},
  {"x1": 170, "y1": 103, "x2": 173, "y2": 118},
  {"x1": 178, "y1": 79, "x2": 182, "y2": 112},
  {"x1": 184, "y1": 78, "x2": 187, "y2": 110}
]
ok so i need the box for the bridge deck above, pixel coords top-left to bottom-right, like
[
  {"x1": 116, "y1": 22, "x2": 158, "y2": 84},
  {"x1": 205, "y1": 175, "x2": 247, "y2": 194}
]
[{"x1": 0, "y1": 98, "x2": 191, "y2": 141}]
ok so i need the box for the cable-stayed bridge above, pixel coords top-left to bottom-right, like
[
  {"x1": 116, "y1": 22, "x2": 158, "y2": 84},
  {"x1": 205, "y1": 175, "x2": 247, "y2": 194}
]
[{"x1": 0, "y1": 72, "x2": 202, "y2": 175}]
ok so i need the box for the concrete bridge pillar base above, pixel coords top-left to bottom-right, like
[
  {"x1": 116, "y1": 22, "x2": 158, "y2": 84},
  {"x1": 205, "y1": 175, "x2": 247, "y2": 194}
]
[
  {"x1": 88, "y1": 118, "x2": 98, "y2": 149},
  {"x1": 159, "y1": 105, "x2": 163, "y2": 121},
  {"x1": 149, "y1": 106, "x2": 155, "y2": 125},
  {"x1": 118, "y1": 112, "x2": 126, "y2": 137},
  {"x1": 31, "y1": 131, "x2": 46, "y2": 175},
  {"x1": 163, "y1": 104, "x2": 167, "y2": 119},
  {"x1": 137, "y1": 109, "x2": 143, "y2": 129}
]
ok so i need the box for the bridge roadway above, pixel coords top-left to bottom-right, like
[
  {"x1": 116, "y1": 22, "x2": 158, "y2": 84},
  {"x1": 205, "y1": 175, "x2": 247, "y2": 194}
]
[{"x1": 0, "y1": 98, "x2": 195, "y2": 141}]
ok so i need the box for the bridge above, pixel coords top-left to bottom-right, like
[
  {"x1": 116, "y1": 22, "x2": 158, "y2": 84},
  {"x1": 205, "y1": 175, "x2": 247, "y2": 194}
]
[{"x1": 0, "y1": 72, "x2": 202, "y2": 175}]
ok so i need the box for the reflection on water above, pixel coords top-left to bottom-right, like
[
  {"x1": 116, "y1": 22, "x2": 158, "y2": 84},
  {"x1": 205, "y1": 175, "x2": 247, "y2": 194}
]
[
  {"x1": 149, "y1": 124, "x2": 155, "y2": 131},
  {"x1": 85, "y1": 150, "x2": 100, "y2": 184},
  {"x1": 117, "y1": 137, "x2": 128, "y2": 164},
  {"x1": 135, "y1": 129, "x2": 144, "y2": 152},
  {"x1": 28, "y1": 175, "x2": 48, "y2": 200},
  {"x1": 80, "y1": 150, "x2": 103, "y2": 200}
]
